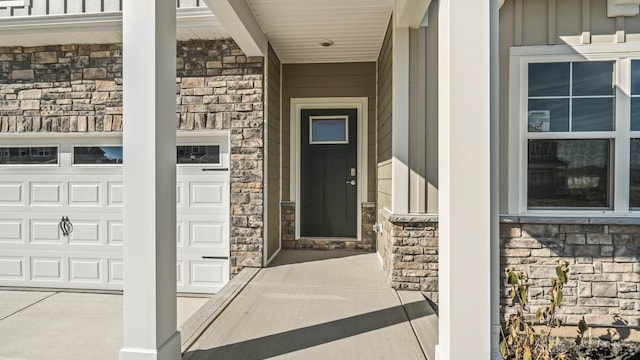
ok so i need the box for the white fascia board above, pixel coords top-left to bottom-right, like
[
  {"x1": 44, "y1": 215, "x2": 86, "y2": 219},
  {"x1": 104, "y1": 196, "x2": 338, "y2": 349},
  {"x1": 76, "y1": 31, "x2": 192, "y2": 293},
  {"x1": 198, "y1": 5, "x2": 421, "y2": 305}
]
[
  {"x1": 0, "y1": 0, "x2": 28, "y2": 7},
  {"x1": 395, "y1": 0, "x2": 431, "y2": 28},
  {"x1": 0, "y1": 8, "x2": 220, "y2": 36},
  {"x1": 203, "y1": 0, "x2": 266, "y2": 56},
  {"x1": 608, "y1": 0, "x2": 640, "y2": 17}
]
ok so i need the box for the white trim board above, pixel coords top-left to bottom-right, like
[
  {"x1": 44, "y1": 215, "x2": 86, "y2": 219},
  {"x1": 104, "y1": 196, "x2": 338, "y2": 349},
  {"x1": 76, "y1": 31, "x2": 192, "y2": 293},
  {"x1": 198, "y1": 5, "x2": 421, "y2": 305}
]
[{"x1": 290, "y1": 97, "x2": 369, "y2": 241}]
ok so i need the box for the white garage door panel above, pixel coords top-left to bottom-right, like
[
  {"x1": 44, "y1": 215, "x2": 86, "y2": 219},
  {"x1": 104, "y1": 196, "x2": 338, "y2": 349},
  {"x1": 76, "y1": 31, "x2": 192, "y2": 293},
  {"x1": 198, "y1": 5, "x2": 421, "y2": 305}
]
[
  {"x1": 107, "y1": 182, "x2": 123, "y2": 206},
  {"x1": 30, "y1": 257, "x2": 63, "y2": 281},
  {"x1": 0, "y1": 221, "x2": 23, "y2": 243},
  {"x1": 0, "y1": 183, "x2": 23, "y2": 205},
  {"x1": 69, "y1": 258, "x2": 102, "y2": 283},
  {"x1": 177, "y1": 255, "x2": 229, "y2": 293},
  {"x1": 0, "y1": 257, "x2": 25, "y2": 279},
  {"x1": 30, "y1": 182, "x2": 62, "y2": 205},
  {"x1": 68, "y1": 182, "x2": 102, "y2": 205},
  {"x1": 0, "y1": 137, "x2": 231, "y2": 294}
]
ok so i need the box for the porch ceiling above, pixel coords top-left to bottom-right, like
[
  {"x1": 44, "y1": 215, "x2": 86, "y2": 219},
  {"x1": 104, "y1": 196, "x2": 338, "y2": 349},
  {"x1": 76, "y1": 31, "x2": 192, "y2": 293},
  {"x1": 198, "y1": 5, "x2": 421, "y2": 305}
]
[{"x1": 246, "y1": 0, "x2": 392, "y2": 63}]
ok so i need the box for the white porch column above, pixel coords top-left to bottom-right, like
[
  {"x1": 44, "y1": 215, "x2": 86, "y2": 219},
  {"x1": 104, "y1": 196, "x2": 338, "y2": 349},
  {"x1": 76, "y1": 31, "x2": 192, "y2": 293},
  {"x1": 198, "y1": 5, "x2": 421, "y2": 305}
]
[
  {"x1": 437, "y1": 0, "x2": 492, "y2": 359},
  {"x1": 120, "y1": 1, "x2": 179, "y2": 359},
  {"x1": 391, "y1": 19, "x2": 410, "y2": 214}
]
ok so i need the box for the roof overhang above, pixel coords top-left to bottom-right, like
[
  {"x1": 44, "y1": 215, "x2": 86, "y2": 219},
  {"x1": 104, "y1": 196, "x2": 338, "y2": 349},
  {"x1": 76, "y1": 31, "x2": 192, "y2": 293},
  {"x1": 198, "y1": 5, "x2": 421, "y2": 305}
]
[
  {"x1": 202, "y1": 0, "x2": 266, "y2": 56},
  {"x1": 0, "y1": 7, "x2": 228, "y2": 47}
]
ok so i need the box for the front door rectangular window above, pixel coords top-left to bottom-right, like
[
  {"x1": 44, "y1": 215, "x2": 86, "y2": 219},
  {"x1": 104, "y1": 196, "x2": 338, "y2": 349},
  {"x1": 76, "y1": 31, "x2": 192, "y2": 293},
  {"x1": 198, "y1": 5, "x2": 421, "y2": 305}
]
[{"x1": 309, "y1": 116, "x2": 348, "y2": 144}]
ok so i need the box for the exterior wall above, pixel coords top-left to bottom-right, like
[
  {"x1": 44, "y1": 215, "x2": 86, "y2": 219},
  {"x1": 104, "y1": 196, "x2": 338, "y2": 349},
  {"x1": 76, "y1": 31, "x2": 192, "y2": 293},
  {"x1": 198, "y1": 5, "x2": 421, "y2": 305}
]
[
  {"x1": 501, "y1": 219, "x2": 640, "y2": 328},
  {"x1": 0, "y1": 39, "x2": 265, "y2": 275},
  {"x1": 266, "y1": 44, "x2": 281, "y2": 262},
  {"x1": 499, "y1": 0, "x2": 640, "y2": 212},
  {"x1": 376, "y1": 18, "x2": 393, "y2": 258},
  {"x1": 281, "y1": 62, "x2": 377, "y2": 202},
  {"x1": 0, "y1": 0, "x2": 203, "y2": 17}
]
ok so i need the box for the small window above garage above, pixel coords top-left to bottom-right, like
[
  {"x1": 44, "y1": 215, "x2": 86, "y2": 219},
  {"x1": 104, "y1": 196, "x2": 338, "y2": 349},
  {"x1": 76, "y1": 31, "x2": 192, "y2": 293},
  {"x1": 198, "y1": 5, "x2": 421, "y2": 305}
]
[
  {"x1": 177, "y1": 145, "x2": 220, "y2": 164},
  {"x1": 0, "y1": 146, "x2": 58, "y2": 165},
  {"x1": 73, "y1": 146, "x2": 123, "y2": 165}
]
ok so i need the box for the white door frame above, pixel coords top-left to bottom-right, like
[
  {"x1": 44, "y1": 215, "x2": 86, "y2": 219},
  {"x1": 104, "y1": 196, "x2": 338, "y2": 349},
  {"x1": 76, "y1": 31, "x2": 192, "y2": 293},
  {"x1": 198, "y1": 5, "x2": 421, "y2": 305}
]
[{"x1": 290, "y1": 97, "x2": 368, "y2": 241}]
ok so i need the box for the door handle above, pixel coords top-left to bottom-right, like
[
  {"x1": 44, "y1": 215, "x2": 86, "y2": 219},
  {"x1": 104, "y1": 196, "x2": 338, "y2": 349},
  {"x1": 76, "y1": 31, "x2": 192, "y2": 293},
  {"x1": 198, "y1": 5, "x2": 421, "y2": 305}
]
[{"x1": 346, "y1": 180, "x2": 356, "y2": 186}]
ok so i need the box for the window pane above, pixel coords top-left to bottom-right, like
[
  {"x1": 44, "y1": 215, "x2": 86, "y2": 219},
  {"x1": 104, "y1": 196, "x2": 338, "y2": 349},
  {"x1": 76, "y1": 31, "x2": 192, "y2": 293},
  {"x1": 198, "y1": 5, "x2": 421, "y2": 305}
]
[
  {"x1": 631, "y1": 139, "x2": 640, "y2": 208},
  {"x1": 528, "y1": 139, "x2": 610, "y2": 208},
  {"x1": 74, "y1": 146, "x2": 123, "y2": 164},
  {"x1": 572, "y1": 98, "x2": 614, "y2": 131},
  {"x1": 528, "y1": 99, "x2": 569, "y2": 132},
  {"x1": 632, "y1": 60, "x2": 640, "y2": 95},
  {"x1": 311, "y1": 118, "x2": 347, "y2": 143},
  {"x1": 177, "y1": 145, "x2": 220, "y2": 164},
  {"x1": 572, "y1": 61, "x2": 614, "y2": 96},
  {"x1": 0, "y1": 147, "x2": 58, "y2": 164},
  {"x1": 528, "y1": 62, "x2": 570, "y2": 97},
  {"x1": 632, "y1": 98, "x2": 640, "y2": 131}
]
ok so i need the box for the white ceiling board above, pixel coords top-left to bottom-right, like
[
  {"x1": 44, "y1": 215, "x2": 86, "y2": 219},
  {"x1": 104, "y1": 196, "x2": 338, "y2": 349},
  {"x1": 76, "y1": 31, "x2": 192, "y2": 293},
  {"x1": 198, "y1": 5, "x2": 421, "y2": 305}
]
[{"x1": 246, "y1": 0, "x2": 392, "y2": 63}]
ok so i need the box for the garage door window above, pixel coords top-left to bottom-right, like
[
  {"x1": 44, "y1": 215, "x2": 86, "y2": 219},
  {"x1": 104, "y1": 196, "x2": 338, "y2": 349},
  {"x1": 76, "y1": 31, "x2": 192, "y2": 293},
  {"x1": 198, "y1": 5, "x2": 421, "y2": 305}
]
[
  {"x1": 0, "y1": 146, "x2": 58, "y2": 165},
  {"x1": 177, "y1": 145, "x2": 220, "y2": 164},
  {"x1": 73, "y1": 146, "x2": 123, "y2": 165}
]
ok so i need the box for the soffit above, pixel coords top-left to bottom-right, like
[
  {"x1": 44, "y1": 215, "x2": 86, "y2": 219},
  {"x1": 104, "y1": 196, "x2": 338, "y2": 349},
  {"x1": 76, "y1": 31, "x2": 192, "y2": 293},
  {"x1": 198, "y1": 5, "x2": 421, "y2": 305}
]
[
  {"x1": 246, "y1": 0, "x2": 392, "y2": 63},
  {"x1": 0, "y1": 8, "x2": 229, "y2": 47}
]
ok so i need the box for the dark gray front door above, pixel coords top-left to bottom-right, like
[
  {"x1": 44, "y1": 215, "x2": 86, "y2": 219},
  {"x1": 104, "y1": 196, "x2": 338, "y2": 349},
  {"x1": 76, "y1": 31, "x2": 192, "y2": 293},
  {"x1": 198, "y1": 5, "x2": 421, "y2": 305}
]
[{"x1": 301, "y1": 108, "x2": 357, "y2": 237}]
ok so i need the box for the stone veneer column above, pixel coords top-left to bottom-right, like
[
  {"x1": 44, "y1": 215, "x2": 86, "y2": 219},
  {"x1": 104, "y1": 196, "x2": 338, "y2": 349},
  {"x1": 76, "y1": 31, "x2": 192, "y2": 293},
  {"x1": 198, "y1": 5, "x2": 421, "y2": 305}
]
[{"x1": 120, "y1": 1, "x2": 180, "y2": 359}]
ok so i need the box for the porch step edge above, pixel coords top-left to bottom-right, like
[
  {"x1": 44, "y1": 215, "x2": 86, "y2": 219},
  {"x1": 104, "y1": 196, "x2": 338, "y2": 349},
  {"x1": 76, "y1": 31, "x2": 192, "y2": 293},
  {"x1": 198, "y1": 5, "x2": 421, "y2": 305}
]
[
  {"x1": 397, "y1": 290, "x2": 439, "y2": 360},
  {"x1": 179, "y1": 267, "x2": 261, "y2": 354}
]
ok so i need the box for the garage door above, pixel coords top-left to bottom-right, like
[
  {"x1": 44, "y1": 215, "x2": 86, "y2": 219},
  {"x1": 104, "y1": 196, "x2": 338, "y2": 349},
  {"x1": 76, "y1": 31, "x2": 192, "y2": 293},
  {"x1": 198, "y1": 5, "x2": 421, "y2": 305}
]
[{"x1": 0, "y1": 134, "x2": 230, "y2": 293}]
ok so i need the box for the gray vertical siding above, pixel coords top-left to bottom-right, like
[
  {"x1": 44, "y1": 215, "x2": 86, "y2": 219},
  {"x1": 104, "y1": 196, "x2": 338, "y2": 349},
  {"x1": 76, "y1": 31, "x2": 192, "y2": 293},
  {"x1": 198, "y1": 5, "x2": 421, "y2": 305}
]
[
  {"x1": 282, "y1": 62, "x2": 377, "y2": 202},
  {"x1": 377, "y1": 18, "x2": 393, "y2": 214},
  {"x1": 266, "y1": 44, "x2": 281, "y2": 261}
]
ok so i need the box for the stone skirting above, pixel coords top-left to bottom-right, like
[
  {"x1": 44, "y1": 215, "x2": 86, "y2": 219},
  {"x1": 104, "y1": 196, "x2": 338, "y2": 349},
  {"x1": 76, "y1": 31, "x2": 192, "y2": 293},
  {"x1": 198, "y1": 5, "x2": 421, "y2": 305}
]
[
  {"x1": 378, "y1": 209, "x2": 439, "y2": 303},
  {"x1": 0, "y1": 39, "x2": 265, "y2": 276},
  {"x1": 280, "y1": 201, "x2": 375, "y2": 250},
  {"x1": 375, "y1": 212, "x2": 640, "y2": 327},
  {"x1": 501, "y1": 219, "x2": 640, "y2": 328}
]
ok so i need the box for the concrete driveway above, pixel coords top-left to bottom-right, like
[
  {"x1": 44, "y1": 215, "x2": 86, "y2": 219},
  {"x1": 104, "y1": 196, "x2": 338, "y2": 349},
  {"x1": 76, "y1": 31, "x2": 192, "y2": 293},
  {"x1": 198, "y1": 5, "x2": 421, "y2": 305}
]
[{"x1": 0, "y1": 290, "x2": 207, "y2": 360}]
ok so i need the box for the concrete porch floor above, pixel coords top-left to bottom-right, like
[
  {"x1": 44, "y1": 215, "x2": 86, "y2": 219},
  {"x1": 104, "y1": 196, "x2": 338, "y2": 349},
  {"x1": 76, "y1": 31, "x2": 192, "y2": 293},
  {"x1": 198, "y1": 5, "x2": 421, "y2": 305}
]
[
  {"x1": 183, "y1": 250, "x2": 435, "y2": 360},
  {"x1": 0, "y1": 250, "x2": 437, "y2": 360}
]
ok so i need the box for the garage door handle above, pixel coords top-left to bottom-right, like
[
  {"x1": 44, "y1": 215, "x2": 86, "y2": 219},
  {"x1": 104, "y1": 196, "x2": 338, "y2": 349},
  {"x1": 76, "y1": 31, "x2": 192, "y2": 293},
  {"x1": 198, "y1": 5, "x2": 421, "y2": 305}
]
[
  {"x1": 201, "y1": 168, "x2": 229, "y2": 172},
  {"x1": 202, "y1": 256, "x2": 229, "y2": 260},
  {"x1": 59, "y1": 216, "x2": 73, "y2": 237}
]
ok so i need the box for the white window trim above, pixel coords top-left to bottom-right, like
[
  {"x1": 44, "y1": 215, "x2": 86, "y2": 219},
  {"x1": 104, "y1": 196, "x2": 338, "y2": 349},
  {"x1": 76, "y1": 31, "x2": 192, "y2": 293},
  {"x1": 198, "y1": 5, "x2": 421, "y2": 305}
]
[{"x1": 508, "y1": 44, "x2": 640, "y2": 216}]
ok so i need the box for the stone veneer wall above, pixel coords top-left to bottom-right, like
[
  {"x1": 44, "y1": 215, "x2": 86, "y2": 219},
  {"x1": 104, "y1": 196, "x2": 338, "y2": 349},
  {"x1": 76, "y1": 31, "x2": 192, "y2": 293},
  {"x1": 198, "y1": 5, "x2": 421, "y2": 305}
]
[
  {"x1": 0, "y1": 40, "x2": 264, "y2": 275},
  {"x1": 280, "y1": 202, "x2": 376, "y2": 250},
  {"x1": 377, "y1": 212, "x2": 640, "y2": 328},
  {"x1": 501, "y1": 218, "x2": 640, "y2": 328},
  {"x1": 378, "y1": 209, "x2": 439, "y2": 303}
]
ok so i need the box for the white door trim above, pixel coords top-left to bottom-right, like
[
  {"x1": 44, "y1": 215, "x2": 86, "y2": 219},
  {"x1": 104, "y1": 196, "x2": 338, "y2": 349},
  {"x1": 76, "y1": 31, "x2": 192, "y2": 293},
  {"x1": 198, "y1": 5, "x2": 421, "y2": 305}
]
[{"x1": 290, "y1": 97, "x2": 368, "y2": 241}]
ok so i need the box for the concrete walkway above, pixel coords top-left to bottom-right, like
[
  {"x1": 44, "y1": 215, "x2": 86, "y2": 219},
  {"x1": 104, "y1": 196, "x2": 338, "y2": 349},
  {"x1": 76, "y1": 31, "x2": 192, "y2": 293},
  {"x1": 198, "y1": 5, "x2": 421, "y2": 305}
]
[
  {"x1": 183, "y1": 250, "x2": 434, "y2": 360},
  {"x1": 0, "y1": 291, "x2": 207, "y2": 360}
]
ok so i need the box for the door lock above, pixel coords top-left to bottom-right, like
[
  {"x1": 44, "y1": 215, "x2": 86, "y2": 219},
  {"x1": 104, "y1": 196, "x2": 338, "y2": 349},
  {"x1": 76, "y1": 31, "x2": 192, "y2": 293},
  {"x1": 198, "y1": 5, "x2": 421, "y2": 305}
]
[{"x1": 346, "y1": 180, "x2": 356, "y2": 186}]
